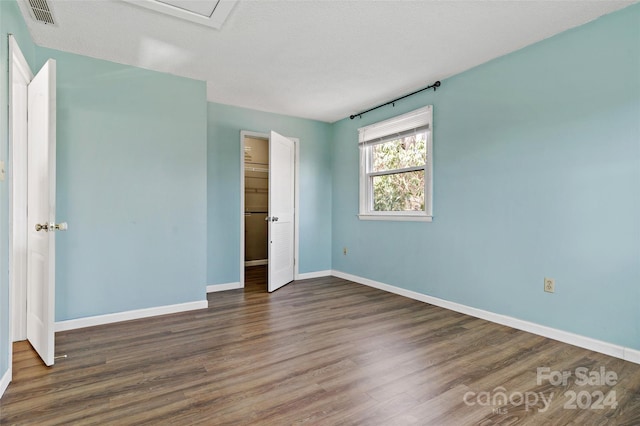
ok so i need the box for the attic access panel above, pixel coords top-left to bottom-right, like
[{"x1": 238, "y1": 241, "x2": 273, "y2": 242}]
[{"x1": 123, "y1": 0, "x2": 237, "y2": 29}]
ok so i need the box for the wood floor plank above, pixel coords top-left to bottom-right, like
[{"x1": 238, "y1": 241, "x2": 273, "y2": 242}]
[{"x1": 1, "y1": 266, "x2": 638, "y2": 425}]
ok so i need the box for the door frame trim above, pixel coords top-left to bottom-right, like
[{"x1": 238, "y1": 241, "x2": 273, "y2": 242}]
[
  {"x1": 8, "y1": 33, "x2": 33, "y2": 347},
  {"x1": 6, "y1": 34, "x2": 34, "y2": 396},
  {"x1": 239, "y1": 131, "x2": 299, "y2": 288}
]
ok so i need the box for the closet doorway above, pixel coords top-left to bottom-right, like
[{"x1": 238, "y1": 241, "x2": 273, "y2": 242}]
[
  {"x1": 240, "y1": 131, "x2": 300, "y2": 292},
  {"x1": 243, "y1": 135, "x2": 269, "y2": 268}
]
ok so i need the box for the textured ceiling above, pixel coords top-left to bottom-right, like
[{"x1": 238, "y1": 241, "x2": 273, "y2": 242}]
[{"x1": 20, "y1": 0, "x2": 636, "y2": 123}]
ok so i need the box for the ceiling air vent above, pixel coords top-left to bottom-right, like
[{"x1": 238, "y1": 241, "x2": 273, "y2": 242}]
[{"x1": 27, "y1": 0, "x2": 55, "y2": 25}]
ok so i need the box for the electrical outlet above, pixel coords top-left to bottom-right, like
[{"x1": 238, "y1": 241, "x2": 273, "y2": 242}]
[
  {"x1": 544, "y1": 277, "x2": 555, "y2": 293},
  {"x1": 343, "y1": 247, "x2": 347, "y2": 255}
]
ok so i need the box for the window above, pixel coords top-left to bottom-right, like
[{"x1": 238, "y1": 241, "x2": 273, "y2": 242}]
[{"x1": 358, "y1": 106, "x2": 433, "y2": 221}]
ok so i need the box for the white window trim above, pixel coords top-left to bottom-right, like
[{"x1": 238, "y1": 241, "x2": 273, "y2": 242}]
[{"x1": 358, "y1": 106, "x2": 433, "y2": 222}]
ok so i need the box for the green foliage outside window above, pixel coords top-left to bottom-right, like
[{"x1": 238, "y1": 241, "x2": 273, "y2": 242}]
[{"x1": 371, "y1": 134, "x2": 426, "y2": 212}]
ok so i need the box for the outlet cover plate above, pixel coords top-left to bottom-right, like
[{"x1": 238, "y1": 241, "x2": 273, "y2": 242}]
[{"x1": 544, "y1": 277, "x2": 555, "y2": 293}]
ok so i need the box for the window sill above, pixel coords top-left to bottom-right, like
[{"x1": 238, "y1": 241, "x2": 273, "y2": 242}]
[{"x1": 357, "y1": 214, "x2": 433, "y2": 222}]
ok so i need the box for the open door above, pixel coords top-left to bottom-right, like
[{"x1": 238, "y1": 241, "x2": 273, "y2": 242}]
[
  {"x1": 26, "y1": 59, "x2": 57, "y2": 366},
  {"x1": 267, "y1": 131, "x2": 295, "y2": 292}
]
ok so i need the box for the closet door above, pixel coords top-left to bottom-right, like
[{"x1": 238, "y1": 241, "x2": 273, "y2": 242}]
[{"x1": 267, "y1": 131, "x2": 295, "y2": 292}]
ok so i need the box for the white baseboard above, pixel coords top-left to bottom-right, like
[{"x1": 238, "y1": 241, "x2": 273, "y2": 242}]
[
  {"x1": 331, "y1": 270, "x2": 640, "y2": 365},
  {"x1": 206, "y1": 282, "x2": 242, "y2": 293},
  {"x1": 55, "y1": 300, "x2": 208, "y2": 332},
  {"x1": 623, "y1": 347, "x2": 640, "y2": 364},
  {"x1": 245, "y1": 259, "x2": 268, "y2": 267},
  {"x1": 0, "y1": 366, "x2": 11, "y2": 399},
  {"x1": 296, "y1": 270, "x2": 332, "y2": 280}
]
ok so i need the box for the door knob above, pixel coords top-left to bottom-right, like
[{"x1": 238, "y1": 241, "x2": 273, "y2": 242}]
[
  {"x1": 55, "y1": 222, "x2": 68, "y2": 231},
  {"x1": 35, "y1": 222, "x2": 68, "y2": 232}
]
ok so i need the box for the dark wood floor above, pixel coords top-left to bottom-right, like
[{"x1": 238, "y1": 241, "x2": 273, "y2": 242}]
[{"x1": 1, "y1": 266, "x2": 639, "y2": 425}]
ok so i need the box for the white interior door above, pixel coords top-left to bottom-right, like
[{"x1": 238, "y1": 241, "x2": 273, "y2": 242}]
[
  {"x1": 267, "y1": 131, "x2": 295, "y2": 292},
  {"x1": 26, "y1": 59, "x2": 57, "y2": 367}
]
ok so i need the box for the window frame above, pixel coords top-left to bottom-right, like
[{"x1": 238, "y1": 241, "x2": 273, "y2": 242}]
[{"x1": 358, "y1": 106, "x2": 433, "y2": 222}]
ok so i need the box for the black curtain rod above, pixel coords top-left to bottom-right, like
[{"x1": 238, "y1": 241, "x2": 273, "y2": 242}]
[{"x1": 350, "y1": 80, "x2": 441, "y2": 120}]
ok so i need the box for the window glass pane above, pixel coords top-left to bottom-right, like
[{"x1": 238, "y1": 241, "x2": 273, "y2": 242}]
[
  {"x1": 372, "y1": 170, "x2": 425, "y2": 211},
  {"x1": 371, "y1": 132, "x2": 427, "y2": 173}
]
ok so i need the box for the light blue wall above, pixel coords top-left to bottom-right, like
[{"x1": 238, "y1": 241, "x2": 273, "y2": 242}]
[
  {"x1": 0, "y1": 0, "x2": 36, "y2": 385},
  {"x1": 34, "y1": 47, "x2": 208, "y2": 321},
  {"x1": 332, "y1": 5, "x2": 640, "y2": 349},
  {"x1": 208, "y1": 103, "x2": 332, "y2": 284}
]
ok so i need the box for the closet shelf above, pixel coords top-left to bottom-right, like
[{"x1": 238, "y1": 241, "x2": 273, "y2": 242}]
[{"x1": 245, "y1": 167, "x2": 269, "y2": 173}]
